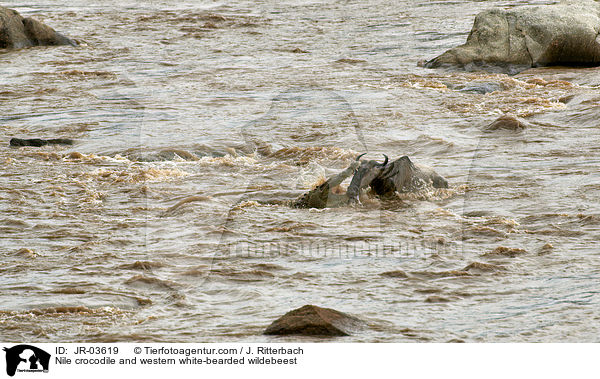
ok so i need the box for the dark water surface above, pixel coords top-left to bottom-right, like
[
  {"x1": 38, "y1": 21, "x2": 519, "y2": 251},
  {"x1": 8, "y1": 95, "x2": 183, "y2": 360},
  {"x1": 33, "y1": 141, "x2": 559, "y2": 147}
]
[{"x1": 1, "y1": 0, "x2": 599, "y2": 342}]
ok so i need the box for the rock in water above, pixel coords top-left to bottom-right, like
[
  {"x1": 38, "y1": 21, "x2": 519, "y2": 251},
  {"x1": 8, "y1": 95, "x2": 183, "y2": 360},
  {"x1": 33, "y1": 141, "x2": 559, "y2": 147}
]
[
  {"x1": 263, "y1": 305, "x2": 364, "y2": 336},
  {"x1": 449, "y1": 81, "x2": 504, "y2": 94},
  {"x1": 0, "y1": 6, "x2": 76, "y2": 49},
  {"x1": 483, "y1": 115, "x2": 526, "y2": 132},
  {"x1": 10, "y1": 138, "x2": 74, "y2": 147},
  {"x1": 423, "y1": 0, "x2": 600, "y2": 73}
]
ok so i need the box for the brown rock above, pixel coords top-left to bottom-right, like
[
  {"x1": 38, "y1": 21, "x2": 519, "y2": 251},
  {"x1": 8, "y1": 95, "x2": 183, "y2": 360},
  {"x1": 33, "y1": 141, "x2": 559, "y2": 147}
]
[
  {"x1": 1, "y1": 6, "x2": 76, "y2": 49},
  {"x1": 484, "y1": 115, "x2": 526, "y2": 131},
  {"x1": 380, "y1": 270, "x2": 409, "y2": 278},
  {"x1": 410, "y1": 270, "x2": 471, "y2": 279},
  {"x1": 463, "y1": 261, "x2": 504, "y2": 273},
  {"x1": 424, "y1": 296, "x2": 451, "y2": 303},
  {"x1": 14, "y1": 248, "x2": 38, "y2": 258},
  {"x1": 484, "y1": 246, "x2": 527, "y2": 257},
  {"x1": 290, "y1": 47, "x2": 309, "y2": 54},
  {"x1": 263, "y1": 305, "x2": 363, "y2": 336},
  {"x1": 538, "y1": 243, "x2": 554, "y2": 255},
  {"x1": 66, "y1": 151, "x2": 84, "y2": 159}
]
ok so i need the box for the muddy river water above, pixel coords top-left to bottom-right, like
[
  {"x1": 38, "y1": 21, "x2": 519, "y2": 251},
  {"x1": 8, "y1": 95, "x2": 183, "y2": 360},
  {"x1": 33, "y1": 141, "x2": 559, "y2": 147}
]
[{"x1": 1, "y1": 0, "x2": 599, "y2": 342}]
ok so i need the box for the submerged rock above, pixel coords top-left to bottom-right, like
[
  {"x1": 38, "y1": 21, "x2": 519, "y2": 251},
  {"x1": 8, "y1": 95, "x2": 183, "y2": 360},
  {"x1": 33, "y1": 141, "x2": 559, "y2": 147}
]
[
  {"x1": 263, "y1": 304, "x2": 364, "y2": 336},
  {"x1": 447, "y1": 81, "x2": 504, "y2": 94},
  {"x1": 10, "y1": 138, "x2": 74, "y2": 147},
  {"x1": 483, "y1": 115, "x2": 527, "y2": 132},
  {"x1": 463, "y1": 262, "x2": 504, "y2": 273},
  {"x1": 483, "y1": 246, "x2": 527, "y2": 258},
  {"x1": 424, "y1": 295, "x2": 451, "y2": 303},
  {"x1": 423, "y1": 0, "x2": 600, "y2": 73},
  {"x1": 380, "y1": 270, "x2": 409, "y2": 278},
  {"x1": 0, "y1": 6, "x2": 76, "y2": 49}
]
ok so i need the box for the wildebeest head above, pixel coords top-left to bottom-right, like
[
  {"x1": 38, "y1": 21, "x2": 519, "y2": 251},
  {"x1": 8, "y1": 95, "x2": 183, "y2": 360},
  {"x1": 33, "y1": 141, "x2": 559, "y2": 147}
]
[{"x1": 346, "y1": 154, "x2": 388, "y2": 201}]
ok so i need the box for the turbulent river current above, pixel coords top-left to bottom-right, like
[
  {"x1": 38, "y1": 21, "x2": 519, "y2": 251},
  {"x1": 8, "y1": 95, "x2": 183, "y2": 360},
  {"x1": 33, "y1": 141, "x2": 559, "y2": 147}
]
[{"x1": 1, "y1": 0, "x2": 599, "y2": 342}]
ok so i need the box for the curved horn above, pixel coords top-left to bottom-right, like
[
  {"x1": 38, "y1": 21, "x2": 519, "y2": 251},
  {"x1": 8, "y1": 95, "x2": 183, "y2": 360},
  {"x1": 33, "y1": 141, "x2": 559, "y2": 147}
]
[
  {"x1": 378, "y1": 154, "x2": 388, "y2": 166},
  {"x1": 355, "y1": 152, "x2": 367, "y2": 161}
]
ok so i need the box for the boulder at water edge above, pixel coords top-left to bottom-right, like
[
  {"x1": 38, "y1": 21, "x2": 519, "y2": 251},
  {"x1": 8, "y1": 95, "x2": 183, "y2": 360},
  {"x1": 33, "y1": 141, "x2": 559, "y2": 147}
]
[
  {"x1": 423, "y1": 0, "x2": 600, "y2": 73},
  {"x1": 263, "y1": 305, "x2": 364, "y2": 336},
  {"x1": 0, "y1": 6, "x2": 76, "y2": 49}
]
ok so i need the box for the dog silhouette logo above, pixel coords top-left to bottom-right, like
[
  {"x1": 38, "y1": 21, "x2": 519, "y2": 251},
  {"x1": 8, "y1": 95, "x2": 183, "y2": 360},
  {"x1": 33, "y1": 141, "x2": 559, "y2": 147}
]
[{"x1": 3, "y1": 345, "x2": 50, "y2": 377}]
